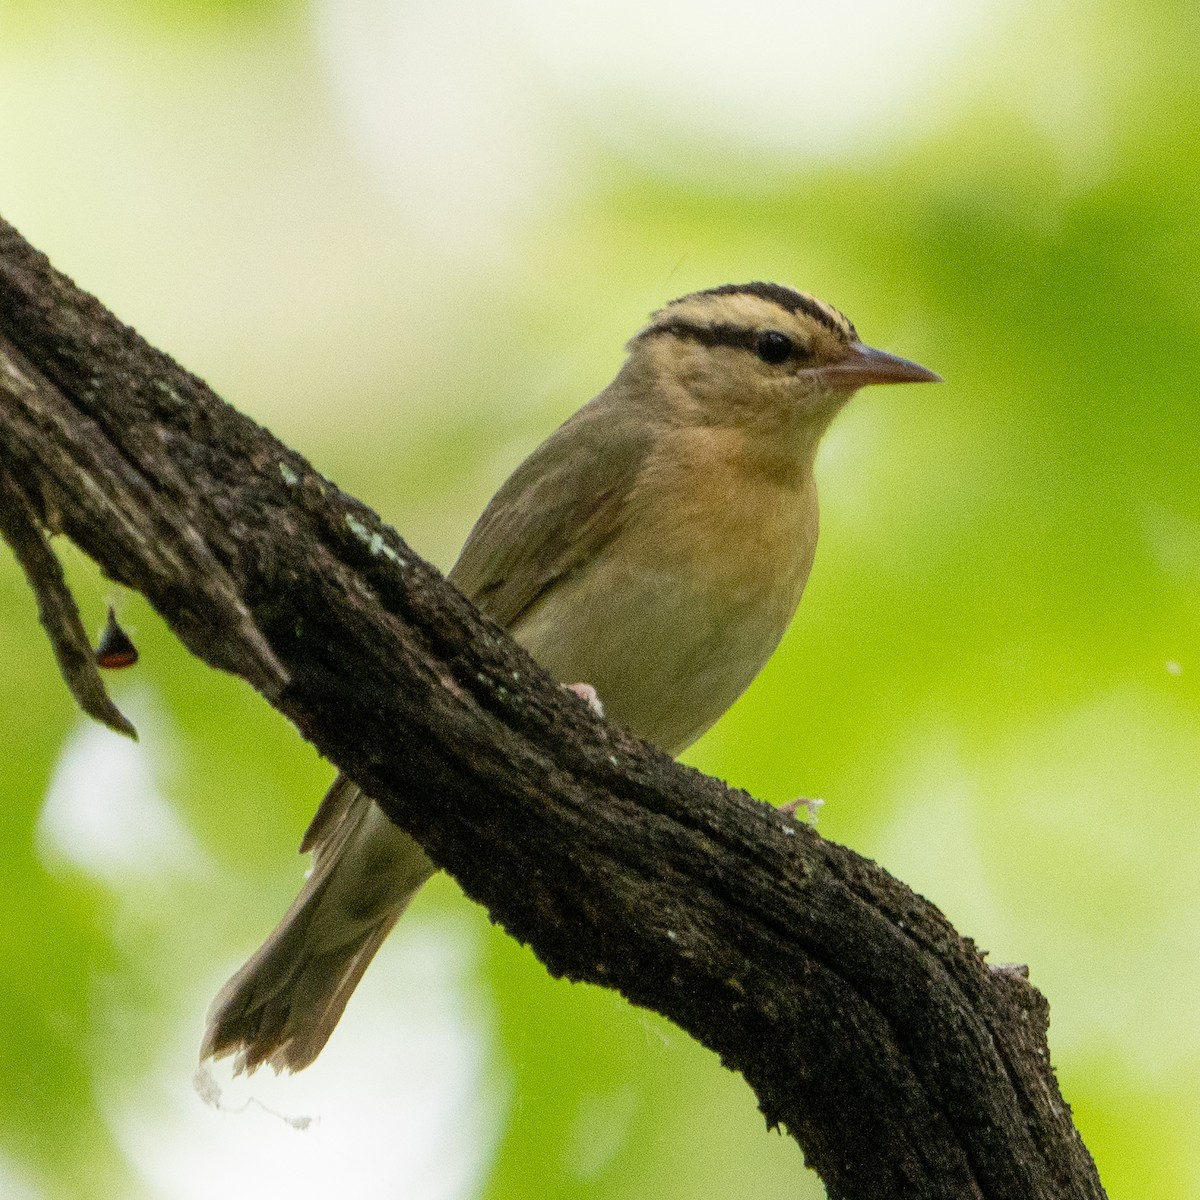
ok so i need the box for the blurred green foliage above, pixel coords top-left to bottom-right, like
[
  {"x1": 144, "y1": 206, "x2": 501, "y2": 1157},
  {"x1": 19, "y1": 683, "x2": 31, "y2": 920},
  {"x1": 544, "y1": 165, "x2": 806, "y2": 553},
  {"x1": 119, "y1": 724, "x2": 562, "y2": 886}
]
[{"x1": 2, "y1": 0, "x2": 1199, "y2": 1196}]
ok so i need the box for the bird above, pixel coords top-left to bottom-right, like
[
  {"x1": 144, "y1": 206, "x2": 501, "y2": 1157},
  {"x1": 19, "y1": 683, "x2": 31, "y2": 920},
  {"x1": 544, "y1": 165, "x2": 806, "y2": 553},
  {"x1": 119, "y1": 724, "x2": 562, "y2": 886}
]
[{"x1": 201, "y1": 281, "x2": 940, "y2": 1074}]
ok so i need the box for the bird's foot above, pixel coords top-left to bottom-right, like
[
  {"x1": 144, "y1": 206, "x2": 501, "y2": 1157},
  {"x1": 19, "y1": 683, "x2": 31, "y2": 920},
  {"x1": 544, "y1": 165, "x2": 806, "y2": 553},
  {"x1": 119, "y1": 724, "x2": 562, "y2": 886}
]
[
  {"x1": 778, "y1": 796, "x2": 824, "y2": 824},
  {"x1": 564, "y1": 682, "x2": 605, "y2": 719}
]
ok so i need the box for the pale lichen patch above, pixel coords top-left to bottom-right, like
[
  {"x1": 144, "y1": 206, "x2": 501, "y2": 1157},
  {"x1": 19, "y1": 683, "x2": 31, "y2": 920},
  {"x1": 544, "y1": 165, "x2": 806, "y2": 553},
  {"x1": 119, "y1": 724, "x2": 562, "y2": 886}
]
[
  {"x1": 151, "y1": 377, "x2": 187, "y2": 407},
  {"x1": 344, "y1": 513, "x2": 407, "y2": 566},
  {"x1": 2, "y1": 356, "x2": 30, "y2": 388}
]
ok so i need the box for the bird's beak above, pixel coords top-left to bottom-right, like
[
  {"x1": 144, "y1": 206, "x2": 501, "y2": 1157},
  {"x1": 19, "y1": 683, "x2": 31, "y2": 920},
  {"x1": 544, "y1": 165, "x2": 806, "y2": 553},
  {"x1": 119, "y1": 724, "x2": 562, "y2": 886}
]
[{"x1": 820, "y1": 342, "x2": 942, "y2": 389}]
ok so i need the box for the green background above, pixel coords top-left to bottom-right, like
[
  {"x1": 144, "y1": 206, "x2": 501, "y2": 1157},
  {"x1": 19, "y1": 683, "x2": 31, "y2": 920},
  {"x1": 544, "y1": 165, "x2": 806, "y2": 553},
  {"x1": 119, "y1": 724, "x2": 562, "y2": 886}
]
[{"x1": 1, "y1": 0, "x2": 1198, "y2": 1196}]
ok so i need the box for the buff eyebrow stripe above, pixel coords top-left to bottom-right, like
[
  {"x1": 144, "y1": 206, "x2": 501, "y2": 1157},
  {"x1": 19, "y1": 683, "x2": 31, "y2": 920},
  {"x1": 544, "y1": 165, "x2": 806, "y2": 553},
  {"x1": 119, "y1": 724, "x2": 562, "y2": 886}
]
[{"x1": 697, "y1": 282, "x2": 857, "y2": 339}]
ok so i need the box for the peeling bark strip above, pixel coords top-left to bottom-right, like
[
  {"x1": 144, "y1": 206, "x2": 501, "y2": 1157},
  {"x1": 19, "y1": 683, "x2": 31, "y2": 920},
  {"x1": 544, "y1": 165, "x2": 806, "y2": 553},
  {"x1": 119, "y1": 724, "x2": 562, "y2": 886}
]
[{"x1": 0, "y1": 216, "x2": 1105, "y2": 1200}]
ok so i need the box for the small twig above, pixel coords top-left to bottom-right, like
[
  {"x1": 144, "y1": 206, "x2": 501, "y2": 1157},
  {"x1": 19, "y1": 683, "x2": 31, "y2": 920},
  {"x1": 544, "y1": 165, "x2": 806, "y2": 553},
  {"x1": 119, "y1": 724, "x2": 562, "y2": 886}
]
[{"x1": 0, "y1": 464, "x2": 136, "y2": 738}]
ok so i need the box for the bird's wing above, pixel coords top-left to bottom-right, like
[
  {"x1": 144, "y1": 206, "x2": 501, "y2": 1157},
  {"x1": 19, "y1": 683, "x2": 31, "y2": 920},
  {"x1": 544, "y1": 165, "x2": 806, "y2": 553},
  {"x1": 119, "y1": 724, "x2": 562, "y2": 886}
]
[
  {"x1": 300, "y1": 394, "x2": 648, "y2": 853},
  {"x1": 449, "y1": 387, "x2": 654, "y2": 630}
]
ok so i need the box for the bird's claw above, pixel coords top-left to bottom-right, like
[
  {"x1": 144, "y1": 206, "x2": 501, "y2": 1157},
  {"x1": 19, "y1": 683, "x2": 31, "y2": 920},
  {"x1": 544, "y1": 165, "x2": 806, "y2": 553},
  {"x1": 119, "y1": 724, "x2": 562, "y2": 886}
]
[
  {"x1": 778, "y1": 796, "x2": 824, "y2": 824},
  {"x1": 564, "y1": 682, "x2": 605, "y2": 719}
]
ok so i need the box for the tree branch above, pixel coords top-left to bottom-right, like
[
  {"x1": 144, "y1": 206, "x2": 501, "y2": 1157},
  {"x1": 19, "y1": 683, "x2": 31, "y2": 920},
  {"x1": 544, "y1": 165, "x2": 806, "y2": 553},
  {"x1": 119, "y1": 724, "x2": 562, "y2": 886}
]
[{"x1": 0, "y1": 215, "x2": 1105, "y2": 1200}]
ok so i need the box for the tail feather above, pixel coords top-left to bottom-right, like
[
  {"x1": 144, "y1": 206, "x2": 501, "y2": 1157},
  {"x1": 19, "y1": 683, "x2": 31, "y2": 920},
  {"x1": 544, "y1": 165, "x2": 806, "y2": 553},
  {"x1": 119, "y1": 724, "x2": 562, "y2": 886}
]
[{"x1": 202, "y1": 778, "x2": 436, "y2": 1073}]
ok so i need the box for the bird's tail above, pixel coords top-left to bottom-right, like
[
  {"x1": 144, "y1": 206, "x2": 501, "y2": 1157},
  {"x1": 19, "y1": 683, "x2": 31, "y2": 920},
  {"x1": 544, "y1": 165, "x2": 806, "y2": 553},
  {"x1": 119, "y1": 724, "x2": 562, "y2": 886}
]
[{"x1": 201, "y1": 775, "x2": 436, "y2": 1074}]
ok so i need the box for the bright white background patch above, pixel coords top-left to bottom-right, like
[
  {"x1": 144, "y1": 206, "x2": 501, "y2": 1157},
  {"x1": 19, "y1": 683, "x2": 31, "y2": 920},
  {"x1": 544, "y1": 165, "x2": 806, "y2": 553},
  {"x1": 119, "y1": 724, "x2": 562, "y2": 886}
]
[
  {"x1": 312, "y1": 0, "x2": 575, "y2": 252},
  {"x1": 502, "y1": 0, "x2": 1002, "y2": 164},
  {"x1": 37, "y1": 693, "x2": 205, "y2": 883},
  {"x1": 311, "y1": 0, "x2": 1005, "y2": 239},
  {"x1": 0, "y1": 1153, "x2": 44, "y2": 1200},
  {"x1": 117, "y1": 925, "x2": 504, "y2": 1200}
]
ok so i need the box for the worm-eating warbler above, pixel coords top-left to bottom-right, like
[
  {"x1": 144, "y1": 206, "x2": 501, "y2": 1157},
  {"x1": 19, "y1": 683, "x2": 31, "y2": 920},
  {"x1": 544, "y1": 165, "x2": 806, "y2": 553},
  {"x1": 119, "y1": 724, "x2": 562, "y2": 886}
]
[{"x1": 202, "y1": 282, "x2": 939, "y2": 1073}]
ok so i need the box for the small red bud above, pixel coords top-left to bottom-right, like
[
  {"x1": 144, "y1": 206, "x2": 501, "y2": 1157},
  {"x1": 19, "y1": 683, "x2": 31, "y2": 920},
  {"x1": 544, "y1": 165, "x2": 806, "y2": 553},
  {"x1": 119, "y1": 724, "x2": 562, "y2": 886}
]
[{"x1": 95, "y1": 606, "x2": 138, "y2": 670}]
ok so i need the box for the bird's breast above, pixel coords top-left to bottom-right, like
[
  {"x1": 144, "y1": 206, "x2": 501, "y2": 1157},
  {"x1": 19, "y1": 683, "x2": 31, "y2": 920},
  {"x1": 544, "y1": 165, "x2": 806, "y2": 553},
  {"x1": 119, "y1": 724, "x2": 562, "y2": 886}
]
[{"x1": 512, "y1": 426, "x2": 819, "y2": 756}]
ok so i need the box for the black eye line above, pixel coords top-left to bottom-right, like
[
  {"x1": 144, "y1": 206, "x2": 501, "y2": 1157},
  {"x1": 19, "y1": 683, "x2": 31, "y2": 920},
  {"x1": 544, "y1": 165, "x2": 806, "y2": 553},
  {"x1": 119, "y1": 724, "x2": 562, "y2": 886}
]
[{"x1": 645, "y1": 319, "x2": 814, "y2": 364}]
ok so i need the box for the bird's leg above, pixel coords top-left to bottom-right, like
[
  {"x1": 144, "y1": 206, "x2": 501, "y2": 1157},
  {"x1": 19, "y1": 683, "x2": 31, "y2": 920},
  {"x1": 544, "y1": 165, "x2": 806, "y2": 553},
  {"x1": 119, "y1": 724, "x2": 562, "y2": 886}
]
[
  {"x1": 563, "y1": 682, "x2": 605, "y2": 719},
  {"x1": 777, "y1": 796, "x2": 824, "y2": 824}
]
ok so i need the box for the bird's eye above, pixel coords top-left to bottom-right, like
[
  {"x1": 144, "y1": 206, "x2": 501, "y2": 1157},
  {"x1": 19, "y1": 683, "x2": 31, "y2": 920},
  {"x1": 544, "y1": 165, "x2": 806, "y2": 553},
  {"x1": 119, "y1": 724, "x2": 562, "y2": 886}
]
[{"x1": 754, "y1": 330, "x2": 794, "y2": 365}]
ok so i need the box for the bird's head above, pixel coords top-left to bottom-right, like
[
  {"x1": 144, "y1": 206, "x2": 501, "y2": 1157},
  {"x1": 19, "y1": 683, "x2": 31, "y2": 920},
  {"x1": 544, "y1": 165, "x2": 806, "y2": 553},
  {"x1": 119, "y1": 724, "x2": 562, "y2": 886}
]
[{"x1": 625, "y1": 282, "x2": 939, "y2": 451}]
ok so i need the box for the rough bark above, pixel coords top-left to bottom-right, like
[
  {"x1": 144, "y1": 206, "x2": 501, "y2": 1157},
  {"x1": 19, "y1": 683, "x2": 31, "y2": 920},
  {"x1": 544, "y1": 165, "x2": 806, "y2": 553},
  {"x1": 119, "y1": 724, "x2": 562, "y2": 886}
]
[{"x1": 0, "y1": 215, "x2": 1105, "y2": 1200}]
